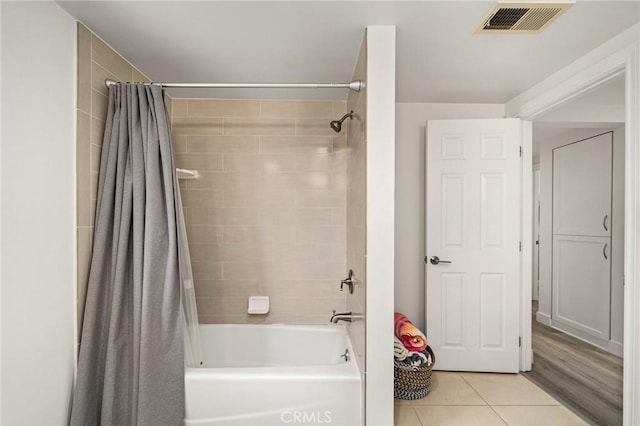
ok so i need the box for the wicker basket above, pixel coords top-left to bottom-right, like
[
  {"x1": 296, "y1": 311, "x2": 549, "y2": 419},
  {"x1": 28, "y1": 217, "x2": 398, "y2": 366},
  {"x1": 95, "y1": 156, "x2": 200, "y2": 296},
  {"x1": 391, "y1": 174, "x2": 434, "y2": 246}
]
[{"x1": 393, "y1": 346, "x2": 436, "y2": 400}]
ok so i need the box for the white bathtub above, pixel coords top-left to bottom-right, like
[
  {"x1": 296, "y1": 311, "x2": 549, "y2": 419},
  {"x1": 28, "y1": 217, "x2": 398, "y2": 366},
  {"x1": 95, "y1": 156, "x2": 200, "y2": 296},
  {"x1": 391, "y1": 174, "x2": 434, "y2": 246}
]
[{"x1": 185, "y1": 324, "x2": 362, "y2": 426}]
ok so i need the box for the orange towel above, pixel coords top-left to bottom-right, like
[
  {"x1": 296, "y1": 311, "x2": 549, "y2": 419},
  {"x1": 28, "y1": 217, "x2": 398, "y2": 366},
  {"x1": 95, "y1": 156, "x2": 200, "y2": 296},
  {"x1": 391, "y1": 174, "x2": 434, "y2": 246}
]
[{"x1": 394, "y1": 312, "x2": 427, "y2": 352}]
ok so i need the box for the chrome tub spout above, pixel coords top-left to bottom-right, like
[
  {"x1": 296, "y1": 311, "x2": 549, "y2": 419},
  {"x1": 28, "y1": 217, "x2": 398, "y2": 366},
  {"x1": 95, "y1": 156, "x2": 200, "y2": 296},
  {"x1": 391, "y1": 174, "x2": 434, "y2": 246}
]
[{"x1": 330, "y1": 311, "x2": 363, "y2": 323}]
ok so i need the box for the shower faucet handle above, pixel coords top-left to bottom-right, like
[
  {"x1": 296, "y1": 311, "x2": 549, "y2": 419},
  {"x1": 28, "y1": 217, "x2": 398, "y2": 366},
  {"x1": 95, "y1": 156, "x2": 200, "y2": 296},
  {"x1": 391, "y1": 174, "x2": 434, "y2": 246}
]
[
  {"x1": 340, "y1": 348, "x2": 350, "y2": 362},
  {"x1": 340, "y1": 269, "x2": 355, "y2": 294}
]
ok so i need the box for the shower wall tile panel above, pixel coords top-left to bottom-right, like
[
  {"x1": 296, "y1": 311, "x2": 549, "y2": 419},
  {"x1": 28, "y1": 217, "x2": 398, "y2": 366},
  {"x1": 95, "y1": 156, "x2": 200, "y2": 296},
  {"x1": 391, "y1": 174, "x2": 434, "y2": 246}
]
[
  {"x1": 346, "y1": 35, "x2": 367, "y2": 374},
  {"x1": 170, "y1": 98, "x2": 348, "y2": 324},
  {"x1": 261, "y1": 100, "x2": 333, "y2": 118},
  {"x1": 296, "y1": 119, "x2": 343, "y2": 136},
  {"x1": 172, "y1": 117, "x2": 224, "y2": 136},
  {"x1": 77, "y1": 24, "x2": 91, "y2": 112},
  {"x1": 188, "y1": 99, "x2": 261, "y2": 117},
  {"x1": 76, "y1": 110, "x2": 91, "y2": 227},
  {"x1": 76, "y1": 23, "x2": 153, "y2": 342}
]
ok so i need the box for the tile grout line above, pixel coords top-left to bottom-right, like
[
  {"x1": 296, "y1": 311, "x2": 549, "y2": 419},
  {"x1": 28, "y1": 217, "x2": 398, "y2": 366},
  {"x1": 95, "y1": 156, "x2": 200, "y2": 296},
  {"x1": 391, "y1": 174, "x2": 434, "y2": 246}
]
[
  {"x1": 92, "y1": 59, "x2": 119, "y2": 92},
  {"x1": 458, "y1": 373, "x2": 492, "y2": 407},
  {"x1": 409, "y1": 405, "x2": 425, "y2": 426},
  {"x1": 88, "y1": 26, "x2": 94, "y2": 236},
  {"x1": 486, "y1": 404, "x2": 510, "y2": 426}
]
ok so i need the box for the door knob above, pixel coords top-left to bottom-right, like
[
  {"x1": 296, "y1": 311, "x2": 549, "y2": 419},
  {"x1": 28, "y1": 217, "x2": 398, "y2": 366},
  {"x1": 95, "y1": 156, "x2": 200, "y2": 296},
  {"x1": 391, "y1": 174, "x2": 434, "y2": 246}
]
[{"x1": 427, "y1": 256, "x2": 451, "y2": 265}]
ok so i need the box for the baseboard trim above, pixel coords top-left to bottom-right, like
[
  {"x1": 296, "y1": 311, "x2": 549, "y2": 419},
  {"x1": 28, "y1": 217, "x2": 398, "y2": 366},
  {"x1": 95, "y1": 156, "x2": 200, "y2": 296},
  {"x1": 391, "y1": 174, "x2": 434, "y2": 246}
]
[
  {"x1": 549, "y1": 320, "x2": 622, "y2": 357},
  {"x1": 536, "y1": 311, "x2": 551, "y2": 326},
  {"x1": 550, "y1": 320, "x2": 607, "y2": 350},
  {"x1": 608, "y1": 340, "x2": 623, "y2": 358}
]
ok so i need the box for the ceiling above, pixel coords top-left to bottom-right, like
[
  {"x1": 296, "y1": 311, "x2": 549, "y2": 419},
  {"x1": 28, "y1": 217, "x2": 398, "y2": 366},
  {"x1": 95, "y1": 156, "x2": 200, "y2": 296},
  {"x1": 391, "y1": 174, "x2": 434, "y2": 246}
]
[{"x1": 57, "y1": 1, "x2": 640, "y2": 102}]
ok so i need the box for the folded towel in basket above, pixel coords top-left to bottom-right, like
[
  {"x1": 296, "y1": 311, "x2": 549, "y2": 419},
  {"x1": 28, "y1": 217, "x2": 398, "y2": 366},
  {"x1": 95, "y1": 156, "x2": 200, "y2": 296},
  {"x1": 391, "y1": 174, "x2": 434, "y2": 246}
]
[
  {"x1": 402, "y1": 350, "x2": 431, "y2": 370},
  {"x1": 394, "y1": 336, "x2": 410, "y2": 361},
  {"x1": 394, "y1": 337, "x2": 433, "y2": 369},
  {"x1": 394, "y1": 312, "x2": 427, "y2": 352}
]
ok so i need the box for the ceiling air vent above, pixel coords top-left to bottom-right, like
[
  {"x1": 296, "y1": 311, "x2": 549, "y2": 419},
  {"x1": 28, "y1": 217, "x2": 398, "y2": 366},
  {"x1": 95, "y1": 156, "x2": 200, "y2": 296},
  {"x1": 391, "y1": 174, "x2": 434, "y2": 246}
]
[{"x1": 476, "y1": 2, "x2": 574, "y2": 34}]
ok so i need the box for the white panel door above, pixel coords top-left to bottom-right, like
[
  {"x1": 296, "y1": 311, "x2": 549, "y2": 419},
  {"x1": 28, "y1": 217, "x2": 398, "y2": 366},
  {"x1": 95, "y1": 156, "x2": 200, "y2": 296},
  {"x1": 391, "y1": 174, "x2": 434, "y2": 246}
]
[
  {"x1": 552, "y1": 235, "x2": 611, "y2": 341},
  {"x1": 553, "y1": 132, "x2": 612, "y2": 237},
  {"x1": 426, "y1": 119, "x2": 521, "y2": 373}
]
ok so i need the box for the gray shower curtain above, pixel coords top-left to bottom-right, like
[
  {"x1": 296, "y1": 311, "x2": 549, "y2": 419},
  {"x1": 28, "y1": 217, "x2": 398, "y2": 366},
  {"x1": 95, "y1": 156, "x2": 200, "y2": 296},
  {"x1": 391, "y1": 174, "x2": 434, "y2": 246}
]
[{"x1": 71, "y1": 83, "x2": 184, "y2": 426}]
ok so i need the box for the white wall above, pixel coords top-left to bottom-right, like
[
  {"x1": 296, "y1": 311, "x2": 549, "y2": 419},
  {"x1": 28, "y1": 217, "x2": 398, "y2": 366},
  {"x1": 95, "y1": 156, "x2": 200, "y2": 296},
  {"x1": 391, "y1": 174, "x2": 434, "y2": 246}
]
[
  {"x1": 536, "y1": 126, "x2": 624, "y2": 354},
  {"x1": 365, "y1": 25, "x2": 395, "y2": 426},
  {"x1": 1, "y1": 2, "x2": 76, "y2": 424},
  {"x1": 394, "y1": 103, "x2": 505, "y2": 331}
]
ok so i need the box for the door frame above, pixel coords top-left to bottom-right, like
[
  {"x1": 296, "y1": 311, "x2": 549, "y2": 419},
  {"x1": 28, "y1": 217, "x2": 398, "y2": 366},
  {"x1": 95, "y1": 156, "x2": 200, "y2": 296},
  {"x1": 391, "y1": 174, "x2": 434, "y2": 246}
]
[
  {"x1": 532, "y1": 166, "x2": 540, "y2": 302},
  {"x1": 506, "y1": 25, "x2": 639, "y2": 425}
]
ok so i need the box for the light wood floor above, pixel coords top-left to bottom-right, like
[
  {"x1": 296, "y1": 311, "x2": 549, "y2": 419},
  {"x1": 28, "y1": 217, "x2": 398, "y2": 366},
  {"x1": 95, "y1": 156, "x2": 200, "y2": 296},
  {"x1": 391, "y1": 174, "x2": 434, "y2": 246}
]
[{"x1": 523, "y1": 302, "x2": 623, "y2": 426}]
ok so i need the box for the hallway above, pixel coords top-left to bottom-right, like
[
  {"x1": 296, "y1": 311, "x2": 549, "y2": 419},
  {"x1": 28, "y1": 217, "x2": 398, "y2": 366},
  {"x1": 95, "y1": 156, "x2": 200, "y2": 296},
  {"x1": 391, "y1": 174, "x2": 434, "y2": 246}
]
[{"x1": 523, "y1": 302, "x2": 623, "y2": 425}]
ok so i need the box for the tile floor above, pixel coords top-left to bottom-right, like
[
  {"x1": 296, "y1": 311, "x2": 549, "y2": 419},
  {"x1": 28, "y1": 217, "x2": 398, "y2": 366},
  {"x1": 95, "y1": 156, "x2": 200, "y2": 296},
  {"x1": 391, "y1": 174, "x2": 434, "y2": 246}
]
[{"x1": 394, "y1": 371, "x2": 587, "y2": 426}]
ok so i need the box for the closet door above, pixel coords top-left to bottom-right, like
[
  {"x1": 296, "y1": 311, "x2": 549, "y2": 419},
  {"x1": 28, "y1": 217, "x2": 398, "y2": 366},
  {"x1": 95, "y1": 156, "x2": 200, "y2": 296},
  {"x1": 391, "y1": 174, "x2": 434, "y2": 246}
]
[
  {"x1": 552, "y1": 234, "x2": 611, "y2": 341},
  {"x1": 553, "y1": 132, "x2": 612, "y2": 237}
]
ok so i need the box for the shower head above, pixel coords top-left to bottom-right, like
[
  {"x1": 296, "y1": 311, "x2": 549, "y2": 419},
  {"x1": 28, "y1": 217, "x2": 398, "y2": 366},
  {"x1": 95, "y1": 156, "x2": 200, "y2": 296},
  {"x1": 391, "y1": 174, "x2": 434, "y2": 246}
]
[
  {"x1": 329, "y1": 111, "x2": 354, "y2": 133},
  {"x1": 330, "y1": 120, "x2": 342, "y2": 133}
]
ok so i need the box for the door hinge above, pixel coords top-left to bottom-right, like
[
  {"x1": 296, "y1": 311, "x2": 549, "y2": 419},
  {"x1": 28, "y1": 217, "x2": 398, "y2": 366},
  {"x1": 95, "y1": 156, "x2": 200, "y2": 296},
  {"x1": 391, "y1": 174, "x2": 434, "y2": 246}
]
[
  {"x1": 519, "y1": 146, "x2": 522, "y2": 157},
  {"x1": 519, "y1": 241, "x2": 522, "y2": 252},
  {"x1": 519, "y1": 336, "x2": 522, "y2": 347}
]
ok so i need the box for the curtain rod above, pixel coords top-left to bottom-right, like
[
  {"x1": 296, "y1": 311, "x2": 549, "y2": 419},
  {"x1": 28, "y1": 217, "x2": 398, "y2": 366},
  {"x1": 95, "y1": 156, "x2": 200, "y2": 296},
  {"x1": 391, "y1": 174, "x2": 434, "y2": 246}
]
[{"x1": 105, "y1": 78, "x2": 364, "y2": 92}]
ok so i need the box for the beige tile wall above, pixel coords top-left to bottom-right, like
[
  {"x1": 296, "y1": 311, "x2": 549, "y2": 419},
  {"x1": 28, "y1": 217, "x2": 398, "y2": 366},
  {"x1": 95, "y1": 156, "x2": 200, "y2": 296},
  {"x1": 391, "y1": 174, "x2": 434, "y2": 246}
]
[
  {"x1": 347, "y1": 35, "x2": 368, "y2": 371},
  {"x1": 77, "y1": 23, "x2": 348, "y2": 327},
  {"x1": 76, "y1": 23, "x2": 152, "y2": 338},
  {"x1": 171, "y1": 98, "x2": 348, "y2": 324}
]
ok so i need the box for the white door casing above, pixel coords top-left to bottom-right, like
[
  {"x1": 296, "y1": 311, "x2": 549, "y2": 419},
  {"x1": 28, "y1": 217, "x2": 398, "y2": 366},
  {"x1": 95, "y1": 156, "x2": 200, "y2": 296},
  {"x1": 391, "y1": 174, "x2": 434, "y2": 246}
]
[
  {"x1": 533, "y1": 169, "x2": 540, "y2": 301},
  {"x1": 425, "y1": 118, "x2": 522, "y2": 373}
]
